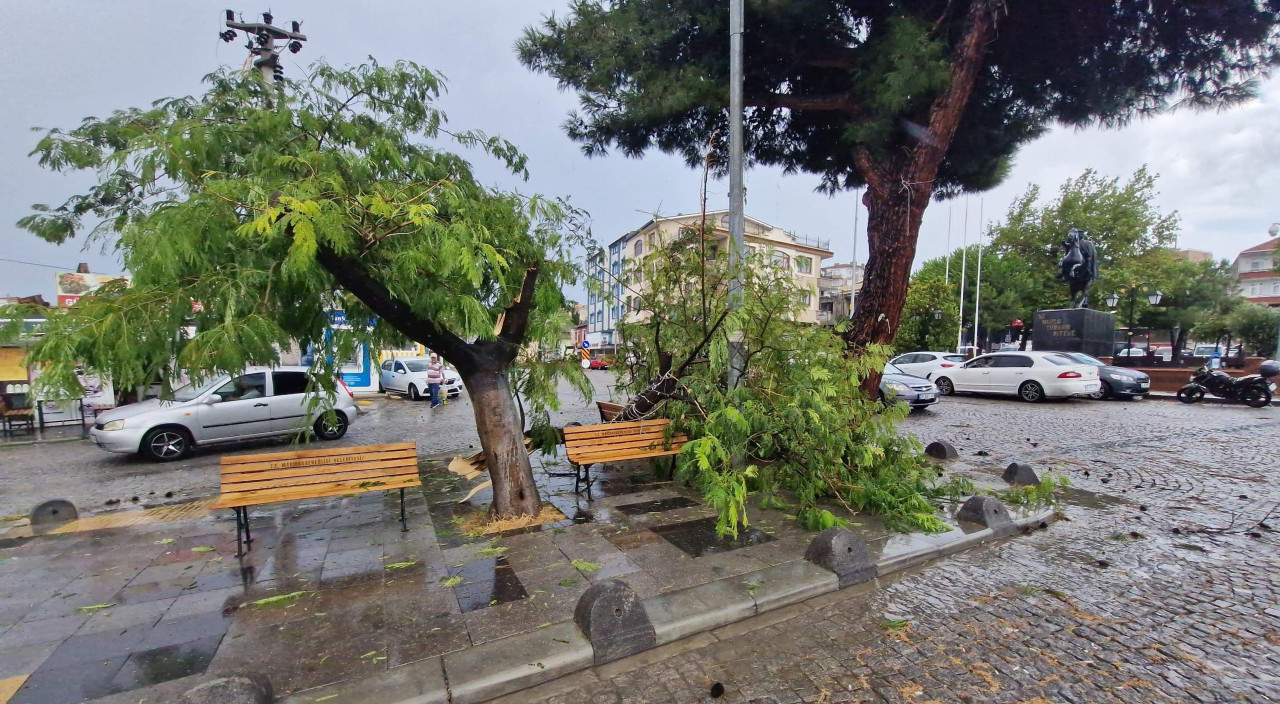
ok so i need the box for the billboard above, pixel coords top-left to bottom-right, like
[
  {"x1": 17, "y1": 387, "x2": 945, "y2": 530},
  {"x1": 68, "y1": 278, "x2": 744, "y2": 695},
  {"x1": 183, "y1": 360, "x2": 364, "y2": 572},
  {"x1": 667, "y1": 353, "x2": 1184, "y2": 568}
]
[{"x1": 55, "y1": 272, "x2": 129, "y2": 307}]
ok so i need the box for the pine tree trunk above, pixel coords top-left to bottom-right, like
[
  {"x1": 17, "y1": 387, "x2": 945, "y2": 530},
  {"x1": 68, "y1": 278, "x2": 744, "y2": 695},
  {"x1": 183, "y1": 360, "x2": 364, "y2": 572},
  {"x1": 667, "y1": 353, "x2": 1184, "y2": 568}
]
[
  {"x1": 463, "y1": 367, "x2": 541, "y2": 518},
  {"x1": 844, "y1": 183, "x2": 932, "y2": 392}
]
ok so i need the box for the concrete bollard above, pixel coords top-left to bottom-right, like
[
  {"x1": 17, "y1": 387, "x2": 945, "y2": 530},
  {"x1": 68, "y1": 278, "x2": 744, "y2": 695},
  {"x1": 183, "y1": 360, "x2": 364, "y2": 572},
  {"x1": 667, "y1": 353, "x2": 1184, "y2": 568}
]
[
  {"x1": 924, "y1": 440, "x2": 958, "y2": 460},
  {"x1": 803, "y1": 528, "x2": 877, "y2": 588},
  {"x1": 1002, "y1": 462, "x2": 1041, "y2": 486},
  {"x1": 177, "y1": 674, "x2": 272, "y2": 704},
  {"x1": 29, "y1": 500, "x2": 78, "y2": 528},
  {"x1": 574, "y1": 579, "x2": 656, "y2": 665},
  {"x1": 957, "y1": 495, "x2": 1015, "y2": 536}
]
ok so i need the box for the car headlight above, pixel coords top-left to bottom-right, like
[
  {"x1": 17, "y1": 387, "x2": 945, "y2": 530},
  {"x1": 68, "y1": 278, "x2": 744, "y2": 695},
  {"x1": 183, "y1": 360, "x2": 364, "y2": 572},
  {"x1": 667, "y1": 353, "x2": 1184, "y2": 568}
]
[
  {"x1": 101, "y1": 420, "x2": 125, "y2": 431},
  {"x1": 886, "y1": 381, "x2": 910, "y2": 393}
]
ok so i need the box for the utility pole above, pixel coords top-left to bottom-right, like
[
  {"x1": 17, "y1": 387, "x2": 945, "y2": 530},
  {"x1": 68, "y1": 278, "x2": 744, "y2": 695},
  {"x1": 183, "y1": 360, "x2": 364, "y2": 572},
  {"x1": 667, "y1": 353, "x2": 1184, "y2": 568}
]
[
  {"x1": 726, "y1": 0, "x2": 746, "y2": 390},
  {"x1": 956, "y1": 199, "x2": 969, "y2": 354},
  {"x1": 972, "y1": 199, "x2": 985, "y2": 353},
  {"x1": 220, "y1": 10, "x2": 306, "y2": 86}
]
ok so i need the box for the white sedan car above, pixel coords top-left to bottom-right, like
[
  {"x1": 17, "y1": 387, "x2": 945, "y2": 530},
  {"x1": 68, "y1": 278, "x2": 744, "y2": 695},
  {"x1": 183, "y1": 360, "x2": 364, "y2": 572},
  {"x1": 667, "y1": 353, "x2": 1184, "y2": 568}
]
[
  {"x1": 888, "y1": 351, "x2": 968, "y2": 379},
  {"x1": 378, "y1": 357, "x2": 463, "y2": 401},
  {"x1": 931, "y1": 351, "x2": 1100, "y2": 402}
]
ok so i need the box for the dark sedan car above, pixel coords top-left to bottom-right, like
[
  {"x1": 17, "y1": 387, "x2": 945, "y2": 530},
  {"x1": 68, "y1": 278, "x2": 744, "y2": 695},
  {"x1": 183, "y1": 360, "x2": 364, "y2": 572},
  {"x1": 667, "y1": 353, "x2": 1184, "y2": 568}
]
[
  {"x1": 881, "y1": 363, "x2": 940, "y2": 410},
  {"x1": 1059, "y1": 352, "x2": 1151, "y2": 399}
]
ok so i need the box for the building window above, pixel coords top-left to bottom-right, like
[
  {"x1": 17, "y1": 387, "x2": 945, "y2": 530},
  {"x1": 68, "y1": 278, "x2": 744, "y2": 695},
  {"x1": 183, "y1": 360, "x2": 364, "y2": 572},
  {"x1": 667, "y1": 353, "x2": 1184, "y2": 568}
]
[
  {"x1": 799, "y1": 290, "x2": 811, "y2": 306},
  {"x1": 648, "y1": 233, "x2": 656, "y2": 248},
  {"x1": 634, "y1": 267, "x2": 643, "y2": 283},
  {"x1": 624, "y1": 296, "x2": 632, "y2": 313},
  {"x1": 746, "y1": 245, "x2": 756, "y2": 257},
  {"x1": 1249, "y1": 284, "x2": 1260, "y2": 296},
  {"x1": 796, "y1": 256, "x2": 812, "y2": 274},
  {"x1": 1251, "y1": 260, "x2": 1264, "y2": 271},
  {"x1": 772, "y1": 251, "x2": 790, "y2": 269},
  {"x1": 1273, "y1": 282, "x2": 1280, "y2": 295},
  {"x1": 634, "y1": 240, "x2": 643, "y2": 257}
]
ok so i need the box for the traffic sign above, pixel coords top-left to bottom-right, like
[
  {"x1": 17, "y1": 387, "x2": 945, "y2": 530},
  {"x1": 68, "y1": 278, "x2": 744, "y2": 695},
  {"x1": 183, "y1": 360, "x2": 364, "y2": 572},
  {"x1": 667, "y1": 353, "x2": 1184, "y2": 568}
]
[
  {"x1": 581, "y1": 359, "x2": 591, "y2": 369},
  {"x1": 580, "y1": 349, "x2": 591, "y2": 361},
  {"x1": 581, "y1": 340, "x2": 590, "y2": 349}
]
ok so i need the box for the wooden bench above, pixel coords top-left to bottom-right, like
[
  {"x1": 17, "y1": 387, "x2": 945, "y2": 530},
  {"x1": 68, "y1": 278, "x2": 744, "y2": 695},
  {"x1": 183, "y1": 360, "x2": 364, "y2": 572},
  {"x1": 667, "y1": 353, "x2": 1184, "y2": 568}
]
[
  {"x1": 596, "y1": 401, "x2": 624, "y2": 422},
  {"x1": 562, "y1": 419, "x2": 687, "y2": 498},
  {"x1": 211, "y1": 442, "x2": 420, "y2": 556}
]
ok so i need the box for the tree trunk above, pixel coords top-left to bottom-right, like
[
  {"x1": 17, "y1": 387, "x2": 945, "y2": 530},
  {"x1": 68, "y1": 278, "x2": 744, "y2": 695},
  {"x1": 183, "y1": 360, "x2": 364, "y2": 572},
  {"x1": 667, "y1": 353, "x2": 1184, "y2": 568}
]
[
  {"x1": 463, "y1": 367, "x2": 541, "y2": 518},
  {"x1": 1171, "y1": 328, "x2": 1186, "y2": 363},
  {"x1": 844, "y1": 184, "x2": 931, "y2": 392}
]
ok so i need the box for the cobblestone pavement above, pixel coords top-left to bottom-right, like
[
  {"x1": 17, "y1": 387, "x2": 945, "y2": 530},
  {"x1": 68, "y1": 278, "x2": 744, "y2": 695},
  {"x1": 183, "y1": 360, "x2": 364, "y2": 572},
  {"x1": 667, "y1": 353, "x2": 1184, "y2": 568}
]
[
  {"x1": 506, "y1": 395, "x2": 1280, "y2": 704},
  {"x1": 0, "y1": 373, "x2": 614, "y2": 520}
]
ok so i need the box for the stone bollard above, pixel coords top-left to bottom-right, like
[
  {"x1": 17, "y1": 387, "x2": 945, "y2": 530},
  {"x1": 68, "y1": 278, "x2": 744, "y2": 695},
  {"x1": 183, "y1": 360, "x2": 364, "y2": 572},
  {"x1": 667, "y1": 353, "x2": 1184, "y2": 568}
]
[
  {"x1": 574, "y1": 579, "x2": 656, "y2": 665},
  {"x1": 1002, "y1": 462, "x2": 1041, "y2": 486},
  {"x1": 803, "y1": 528, "x2": 876, "y2": 588},
  {"x1": 924, "y1": 440, "x2": 958, "y2": 460},
  {"x1": 957, "y1": 495, "x2": 1015, "y2": 536},
  {"x1": 29, "y1": 500, "x2": 78, "y2": 530},
  {"x1": 177, "y1": 674, "x2": 272, "y2": 704}
]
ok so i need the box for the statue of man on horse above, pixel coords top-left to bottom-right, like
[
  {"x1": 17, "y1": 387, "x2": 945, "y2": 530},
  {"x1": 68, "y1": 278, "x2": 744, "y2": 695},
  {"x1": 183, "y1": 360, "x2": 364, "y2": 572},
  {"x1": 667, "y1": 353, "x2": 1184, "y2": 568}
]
[{"x1": 1058, "y1": 227, "x2": 1098, "y2": 308}]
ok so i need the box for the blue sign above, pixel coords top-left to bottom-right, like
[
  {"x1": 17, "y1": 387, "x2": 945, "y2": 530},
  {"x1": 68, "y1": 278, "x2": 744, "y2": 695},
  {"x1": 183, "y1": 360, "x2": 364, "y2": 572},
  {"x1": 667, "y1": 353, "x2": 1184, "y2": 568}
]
[{"x1": 581, "y1": 340, "x2": 590, "y2": 349}]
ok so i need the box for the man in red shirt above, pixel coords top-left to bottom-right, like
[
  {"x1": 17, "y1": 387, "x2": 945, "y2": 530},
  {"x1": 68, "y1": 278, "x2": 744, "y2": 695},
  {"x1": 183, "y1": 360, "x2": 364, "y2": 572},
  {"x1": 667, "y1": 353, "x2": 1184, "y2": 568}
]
[{"x1": 426, "y1": 353, "x2": 445, "y2": 408}]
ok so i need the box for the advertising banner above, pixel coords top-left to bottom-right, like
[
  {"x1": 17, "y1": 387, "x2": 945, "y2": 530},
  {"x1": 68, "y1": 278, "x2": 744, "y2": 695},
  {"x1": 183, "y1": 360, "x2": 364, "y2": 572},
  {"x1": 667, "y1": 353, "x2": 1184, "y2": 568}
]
[{"x1": 55, "y1": 272, "x2": 129, "y2": 307}]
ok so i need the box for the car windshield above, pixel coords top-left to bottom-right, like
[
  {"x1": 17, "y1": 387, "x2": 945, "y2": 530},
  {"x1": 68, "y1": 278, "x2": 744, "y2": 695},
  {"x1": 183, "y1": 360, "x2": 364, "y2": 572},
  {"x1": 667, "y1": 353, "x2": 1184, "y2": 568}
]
[
  {"x1": 404, "y1": 360, "x2": 430, "y2": 372},
  {"x1": 1065, "y1": 353, "x2": 1104, "y2": 366},
  {"x1": 168, "y1": 376, "x2": 225, "y2": 402},
  {"x1": 944, "y1": 355, "x2": 966, "y2": 362},
  {"x1": 1043, "y1": 354, "x2": 1075, "y2": 366},
  {"x1": 884, "y1": 363, "x2": 905, "y2": 375}
]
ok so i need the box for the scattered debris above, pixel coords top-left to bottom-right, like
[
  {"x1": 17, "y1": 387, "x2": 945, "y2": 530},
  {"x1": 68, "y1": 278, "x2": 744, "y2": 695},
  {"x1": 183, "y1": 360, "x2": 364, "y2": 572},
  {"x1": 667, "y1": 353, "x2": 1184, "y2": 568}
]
[
  {"x1": 76, "y1": 604, "x2": 115, "y2": 613},
  {"x1": 251, "y1": 591, "x2": 310, "y2": 607},
  {"x1": 1095, "y1": 559, "x2": 1110, "y2": 568},
  {"x1": 571, "y1": 559, "x2": 602, "y2": 572}
]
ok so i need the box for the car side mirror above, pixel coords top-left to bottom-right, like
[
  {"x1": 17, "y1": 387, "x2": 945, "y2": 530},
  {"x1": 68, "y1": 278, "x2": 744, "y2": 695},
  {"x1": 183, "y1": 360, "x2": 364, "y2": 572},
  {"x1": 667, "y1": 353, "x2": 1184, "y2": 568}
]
[
  {"x1": 397, "y1": 369, "x2": 406, "y2": 375},
  {"x1": 203, "y1": 395, "x2": 222, "y2": 405}
]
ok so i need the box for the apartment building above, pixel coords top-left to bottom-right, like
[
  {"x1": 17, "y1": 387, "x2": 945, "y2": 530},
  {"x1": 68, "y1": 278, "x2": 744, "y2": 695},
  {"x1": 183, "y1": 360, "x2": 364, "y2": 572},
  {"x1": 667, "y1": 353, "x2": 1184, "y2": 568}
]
[
  {"x1": 817, "y1": 261, "x2": 864, "y2": 324},
  {"x1": 585, "y1": 211, "x2": 833, "y2": 347},
  {"x1": 1232, "y1": 235, "x2": 1280, "y2": 306}
]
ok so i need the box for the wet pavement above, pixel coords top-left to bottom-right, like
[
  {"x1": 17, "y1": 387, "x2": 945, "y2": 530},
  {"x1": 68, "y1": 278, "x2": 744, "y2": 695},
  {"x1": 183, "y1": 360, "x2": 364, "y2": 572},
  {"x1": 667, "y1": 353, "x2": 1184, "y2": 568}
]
[
  {"x1": 507, "y1": 395, "x2": 1280, "y2": 704},
  {"x1": 1, "y1": 389, "x2": 1276, "y2": 702}
]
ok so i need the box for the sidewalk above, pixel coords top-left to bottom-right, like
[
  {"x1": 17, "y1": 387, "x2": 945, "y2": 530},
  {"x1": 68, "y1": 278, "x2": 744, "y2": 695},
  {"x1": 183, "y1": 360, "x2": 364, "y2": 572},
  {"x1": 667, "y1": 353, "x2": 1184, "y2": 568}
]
[
  {"x1": 0, "y1": 425, "x2": 86, "y2": 448},
  {"x1": 0, "y1": 451, "x2": 1051, "y2": 704}
]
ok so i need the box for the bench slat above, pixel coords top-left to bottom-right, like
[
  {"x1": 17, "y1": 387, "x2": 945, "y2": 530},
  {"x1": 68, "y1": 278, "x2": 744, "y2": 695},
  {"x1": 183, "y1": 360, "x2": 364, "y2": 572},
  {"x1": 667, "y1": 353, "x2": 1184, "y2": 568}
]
[
  {"x1": 221, "y1": 465, "x2": 421, "y2": 492},
  {"x1": 564, "y1": 429, "x2": 675, "y2": 450},
  {"x1": 211, "y1": 474, "x2": 422, "y2": 509},
  {"x1": 562, "y1": 419, "x2": 669, "y2": 437},
  {"x1": 219, "y1": 442, "x2": 415, "y2": 466},
  {"x1": 566, "y1": 436, "x2": 687, "y2": 461},
  {"x1": 222, "y1": 452, "x2": 418, "y2": 480},
  {"x1": 571, "y1": 447, "x2": 683, "y2": 464}
]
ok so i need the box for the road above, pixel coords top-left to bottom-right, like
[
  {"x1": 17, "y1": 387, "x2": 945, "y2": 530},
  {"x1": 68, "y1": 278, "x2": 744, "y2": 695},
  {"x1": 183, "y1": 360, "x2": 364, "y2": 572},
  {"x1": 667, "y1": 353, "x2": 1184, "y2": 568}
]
[{"x1": 0, "y1": 372, "x2": 617, "y2": 519}]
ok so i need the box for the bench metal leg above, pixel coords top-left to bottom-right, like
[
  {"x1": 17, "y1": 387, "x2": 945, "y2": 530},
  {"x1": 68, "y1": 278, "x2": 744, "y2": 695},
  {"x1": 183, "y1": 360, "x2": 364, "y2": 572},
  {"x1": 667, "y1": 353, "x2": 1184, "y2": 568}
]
[
  {"x1": 234, "y1": 508, "x2": 246, "y2": 558},
  {"x1": 243, "y1": 507, "x2": 253, "y2": 547},
  {"x1": 399, "y1": 488, "x2": 409, "y2": 532},
  {"x1": 584, "y1": 463, "x2": 592, "y2": 501}
]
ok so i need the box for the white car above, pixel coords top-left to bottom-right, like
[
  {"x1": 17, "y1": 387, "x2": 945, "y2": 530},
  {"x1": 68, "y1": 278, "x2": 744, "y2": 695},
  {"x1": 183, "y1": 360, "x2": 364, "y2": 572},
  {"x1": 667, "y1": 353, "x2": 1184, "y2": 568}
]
[
  {"x1": 931, "y1": 351, "x2": 1100, "y2": 402},
  {"x1": 378, "y1": 357, "x2": 463, "y2": 401},
  {"x1": 888, "y1": 351, "x2": 968, "y2": 380},
  {"x1": 88, "y1": 367, "x2": 358, "y2": 461}
]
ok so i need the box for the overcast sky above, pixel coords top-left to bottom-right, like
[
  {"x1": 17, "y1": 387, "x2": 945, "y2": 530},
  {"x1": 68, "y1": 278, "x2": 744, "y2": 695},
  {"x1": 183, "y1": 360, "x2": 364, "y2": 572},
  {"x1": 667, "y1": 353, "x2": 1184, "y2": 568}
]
[{"x1": 4, "y1": 1, "x2": 1279, "y2": 302}]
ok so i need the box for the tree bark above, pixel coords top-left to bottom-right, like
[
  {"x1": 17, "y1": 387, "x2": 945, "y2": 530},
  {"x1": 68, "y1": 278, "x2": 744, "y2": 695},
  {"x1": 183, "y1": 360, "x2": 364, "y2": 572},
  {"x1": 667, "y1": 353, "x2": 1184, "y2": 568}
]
[{"x1": 464, "y1": 362, "x2": 542, "y2": 518}]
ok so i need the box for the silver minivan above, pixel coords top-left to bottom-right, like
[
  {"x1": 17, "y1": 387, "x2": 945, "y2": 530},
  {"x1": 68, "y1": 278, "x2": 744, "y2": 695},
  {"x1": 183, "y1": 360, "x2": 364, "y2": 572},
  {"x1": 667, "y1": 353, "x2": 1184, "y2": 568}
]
[{"x1": 88, "y1": 366, "x2": 358, "y2": 461}]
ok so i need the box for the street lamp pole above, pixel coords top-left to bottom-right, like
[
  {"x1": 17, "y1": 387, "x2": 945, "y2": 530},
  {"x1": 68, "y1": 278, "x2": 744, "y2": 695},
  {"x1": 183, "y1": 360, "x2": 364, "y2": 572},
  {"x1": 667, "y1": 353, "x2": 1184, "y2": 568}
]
[
  {"x1": 726, "y1": 0, "x2": 745, "y2": 390},
  {"x1": 1105, "y1": 283, "x2": 1162, "y2": 356}
]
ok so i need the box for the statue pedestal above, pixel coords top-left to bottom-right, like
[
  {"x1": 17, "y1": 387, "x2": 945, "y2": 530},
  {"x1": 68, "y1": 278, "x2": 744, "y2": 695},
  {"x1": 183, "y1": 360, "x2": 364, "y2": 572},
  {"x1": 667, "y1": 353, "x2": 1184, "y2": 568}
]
[{"x1": 1032, "y1": 309, "x2": 1115, "y2": 358}]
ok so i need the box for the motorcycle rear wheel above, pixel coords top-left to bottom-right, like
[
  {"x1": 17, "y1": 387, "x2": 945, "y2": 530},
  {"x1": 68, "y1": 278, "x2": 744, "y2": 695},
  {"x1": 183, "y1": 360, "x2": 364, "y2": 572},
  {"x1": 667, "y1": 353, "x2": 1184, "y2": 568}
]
[
  {"x1": 1176, "y1": 386, "x2": 1204, "y2": 404},
  {"x1": 1241, "y1": 386, "x2": 1272, "y2": 409}
]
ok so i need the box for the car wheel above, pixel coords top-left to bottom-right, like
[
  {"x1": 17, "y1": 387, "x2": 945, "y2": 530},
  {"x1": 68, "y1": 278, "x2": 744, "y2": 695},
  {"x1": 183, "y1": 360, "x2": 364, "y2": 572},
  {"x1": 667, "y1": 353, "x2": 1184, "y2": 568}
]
[
  {"x1": 1091, "y1": 381, "x2": 1112, "y2": 400},
  {"x1": 408, "y1": 384, "x2": 421, "y2": 401},
  {"x1": 1018, "y1": 381, "x2": 1045, "y2": 403},
  {"x1": 141, "y1": 426, "x2": 192, "y2": 462},
  {"x1": 934, "y1": 377, "x2": 954, "y2": 396},
  {"x1": 314, "y1": 412, "x2": 348, "y2": 441},
  {"x1": 377, "y1": 378, "x2": 384, "y2": 393}
]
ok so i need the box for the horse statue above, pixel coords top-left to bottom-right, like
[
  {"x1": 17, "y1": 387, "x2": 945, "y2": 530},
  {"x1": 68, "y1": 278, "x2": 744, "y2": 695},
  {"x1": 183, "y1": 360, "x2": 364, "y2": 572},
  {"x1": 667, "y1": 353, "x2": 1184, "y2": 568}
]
[{"x1": 1058, "y1": 227, "x2": 1098, "y2": 308}]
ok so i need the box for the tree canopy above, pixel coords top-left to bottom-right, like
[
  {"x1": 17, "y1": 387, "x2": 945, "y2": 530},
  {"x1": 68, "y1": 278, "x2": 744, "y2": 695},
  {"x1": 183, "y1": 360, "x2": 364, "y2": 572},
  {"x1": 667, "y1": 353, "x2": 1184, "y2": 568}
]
[
  {"x1": 3, "y1": 61, "x2": 589, "y2": 518},
  {"x1": 519, "y1": 0, "x2": 1280, "y2": 358}
]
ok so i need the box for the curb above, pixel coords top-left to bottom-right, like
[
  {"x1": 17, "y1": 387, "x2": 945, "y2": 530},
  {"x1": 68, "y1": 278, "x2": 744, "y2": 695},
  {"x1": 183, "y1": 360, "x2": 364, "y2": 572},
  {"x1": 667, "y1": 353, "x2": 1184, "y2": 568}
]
[
  {"x1": 1144, "y1": 392, "x2": 1280, "y2": 407},
  {"x1": 277, "y1": 504, "x2": 1057, "y2": 704}
]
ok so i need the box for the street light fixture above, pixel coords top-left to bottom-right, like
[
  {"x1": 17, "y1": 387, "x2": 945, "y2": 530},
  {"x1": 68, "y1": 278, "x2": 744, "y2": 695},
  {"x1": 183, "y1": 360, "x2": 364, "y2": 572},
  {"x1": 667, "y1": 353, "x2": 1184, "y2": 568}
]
[
  {"x1": 1106, "y1": 282, "x2": 1163, "y2": 356},
  {"x1": 932, "y1": 309, "x2": 943, "y2": 320}
]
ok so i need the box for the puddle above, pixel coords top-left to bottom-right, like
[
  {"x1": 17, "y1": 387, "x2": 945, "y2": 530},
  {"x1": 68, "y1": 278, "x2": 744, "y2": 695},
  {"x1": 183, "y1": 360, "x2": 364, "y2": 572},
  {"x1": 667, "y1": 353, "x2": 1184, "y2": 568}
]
[
  {"x1": 448, "y1": 556, "x2": 528, "y2": 613},
  {"x1": 614, "y1": 497, "x2": 700, "y2": 515},
  {"x1": 109, "y1": 637, "x2": 220, "y2": 691},
  {"x1": 652, "y1": 517, "x2": 775, "y2": 557},
  {"x1": 1057, "y1": 487, "x2": 1129, "y2": 510}
]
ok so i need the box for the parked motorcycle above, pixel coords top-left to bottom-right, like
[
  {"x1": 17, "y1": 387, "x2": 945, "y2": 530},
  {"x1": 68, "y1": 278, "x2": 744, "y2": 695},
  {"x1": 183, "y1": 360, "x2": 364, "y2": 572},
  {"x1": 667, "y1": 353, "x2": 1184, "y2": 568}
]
[{"x1": 1176, "y1": 360, "x2": 1280, "y2": 408}]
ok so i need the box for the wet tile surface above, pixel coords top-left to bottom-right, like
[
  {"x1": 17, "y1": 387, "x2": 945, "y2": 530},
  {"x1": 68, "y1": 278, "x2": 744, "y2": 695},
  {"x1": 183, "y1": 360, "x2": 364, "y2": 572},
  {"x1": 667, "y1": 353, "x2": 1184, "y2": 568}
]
[
  {"x1": 651, "y1": 517, "x2": 777, "y2": 557},
  {"x1": 613, "y1": 496, "x2": 701, "y2": 515},
  {"x1": 449, "y1": 557, "x2": 528, "y2": 613}
]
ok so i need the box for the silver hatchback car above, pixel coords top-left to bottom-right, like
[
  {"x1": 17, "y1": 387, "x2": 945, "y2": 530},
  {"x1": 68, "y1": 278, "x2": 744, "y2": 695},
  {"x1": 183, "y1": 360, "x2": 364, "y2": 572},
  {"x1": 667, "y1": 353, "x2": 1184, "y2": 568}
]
[{"x1": 88, "y1": 366, "x2": 359, "y2": 461}]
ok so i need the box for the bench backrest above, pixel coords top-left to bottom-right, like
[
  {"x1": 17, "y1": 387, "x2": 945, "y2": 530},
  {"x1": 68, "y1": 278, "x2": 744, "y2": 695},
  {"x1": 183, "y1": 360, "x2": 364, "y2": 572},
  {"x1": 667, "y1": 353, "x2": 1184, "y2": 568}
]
[
  {"x1": 563, "y1": 419, "x2": 687, "y2": 465},
  {"x1": 212, "y1": 442, "x2": 420, "y2": 509},
  {"x1": 596, "y1": 401, "x2": 624, "y2": 422}
]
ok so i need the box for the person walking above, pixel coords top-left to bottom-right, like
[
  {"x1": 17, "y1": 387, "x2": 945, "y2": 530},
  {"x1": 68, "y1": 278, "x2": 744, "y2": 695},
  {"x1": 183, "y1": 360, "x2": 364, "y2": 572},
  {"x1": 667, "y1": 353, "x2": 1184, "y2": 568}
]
[{"x1": 426, "y1": 353, "x2": 445, "y2": 408}]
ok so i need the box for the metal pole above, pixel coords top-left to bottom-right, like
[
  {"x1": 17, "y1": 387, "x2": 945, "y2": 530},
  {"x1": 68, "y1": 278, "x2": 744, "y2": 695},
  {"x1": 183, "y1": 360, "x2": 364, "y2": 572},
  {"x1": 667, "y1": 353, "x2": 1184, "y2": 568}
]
[
  {"x1": 944, "y1": 205, "x2": 951, "y2": 285},
  {"x1": 973, "y1": 199, "x2": 984, "y2": 353},
  {"x1": 726, "y1": 0, "x2": 745, "y2": 389},
  {"x1": 956, "y1": 199, "x2": 969, "y2": 353},
  {"x1": 850, "y1": 188, "x2": 859, "y2": 319}
]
